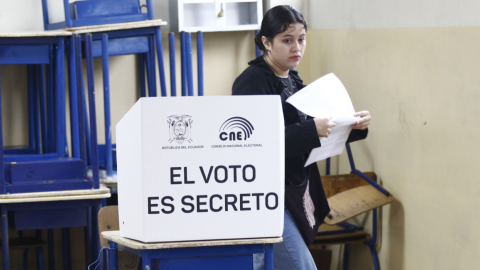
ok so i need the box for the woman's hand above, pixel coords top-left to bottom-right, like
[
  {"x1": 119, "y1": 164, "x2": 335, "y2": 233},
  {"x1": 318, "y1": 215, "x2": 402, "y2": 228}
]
[
  {"x1": 314, "y1": 117, "x2": 336, "y2": 138},
  {"x1": 351, "y1": 111, "x2": 371, "y2": 130}
]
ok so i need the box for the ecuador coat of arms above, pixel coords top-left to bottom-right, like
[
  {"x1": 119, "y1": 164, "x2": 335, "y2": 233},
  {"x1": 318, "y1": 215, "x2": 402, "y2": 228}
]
[{"x1": 167, "y1": 115, "x2": 193, "y2": 144}]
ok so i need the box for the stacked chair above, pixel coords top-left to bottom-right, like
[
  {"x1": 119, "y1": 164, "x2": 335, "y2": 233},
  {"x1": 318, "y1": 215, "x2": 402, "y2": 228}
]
[
  {"x1": 41, "y1": 0, "x2": 155, "y2": 30},
  {"x1": 40, "y1": 0, "x2": 205, "y2": 182},
  {"x1": 1, "y1": 0, "x2": 176, "y2": 269},
  {"x1": 0, "y1": 30, "x2": 102, "y2": 270}
]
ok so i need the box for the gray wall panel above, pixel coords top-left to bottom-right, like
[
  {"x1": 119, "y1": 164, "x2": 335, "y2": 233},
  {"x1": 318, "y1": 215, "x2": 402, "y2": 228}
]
[{"x1": 309, "y1": 0, "x2": 480, "y2": 29}]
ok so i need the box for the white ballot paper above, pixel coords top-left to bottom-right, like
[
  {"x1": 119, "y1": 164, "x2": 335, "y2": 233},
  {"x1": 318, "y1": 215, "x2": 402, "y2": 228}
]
[{"x1": 286, "y1": 73, "x2": 359, "y2": 166}]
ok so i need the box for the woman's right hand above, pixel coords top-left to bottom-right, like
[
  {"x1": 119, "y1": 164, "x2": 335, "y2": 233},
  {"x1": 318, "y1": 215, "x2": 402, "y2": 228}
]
[{"x1": 314, "y1": 117, "x2": 336, "y2": 138}]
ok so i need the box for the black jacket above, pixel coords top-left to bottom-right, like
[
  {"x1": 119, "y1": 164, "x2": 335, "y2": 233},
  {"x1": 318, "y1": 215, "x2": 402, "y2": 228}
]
[{"x1": 232, "y1": 56, "x2": 367, "y2": 245}]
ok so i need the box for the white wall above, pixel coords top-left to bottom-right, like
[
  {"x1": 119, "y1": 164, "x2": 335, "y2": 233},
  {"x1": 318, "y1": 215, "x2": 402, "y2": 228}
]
[
  {"x1": 299, "y1": 1, "x2": 480, "y2": 269},
  {"x1": 0, "y1": 0, "x2": 44, "y2": 31},
  {"x1": 309, "y1": 0, "x2": 480, "y2": 29},
  {"x1": 264, "y1": 0, "x2": 307, "y2": 20}
]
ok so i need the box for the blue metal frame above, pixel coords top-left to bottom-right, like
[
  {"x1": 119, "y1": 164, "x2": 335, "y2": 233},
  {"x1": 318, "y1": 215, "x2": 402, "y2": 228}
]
[
  {"x1": 46, "y1": 49, "x2": 55, "y2": 154},
  {"x1": 75, "y1": 35, "x2": 91, "y2": 166},
  {"x1": 56, "y1": 37, "x2": 68, "y2": 158},
  {"x1": 77, "y1": 25, "x2": 167, "y2": 179},
  {"x1": 197, "y1": 32, "x2": 204, "y2": 96},
  {"x1": 169, "y1": 33, "x2": 177, "y2": 96},
  {"x1": 27, "y1": 66, "x2": 36, "y2": 153},
  {"x1": 101, "y1": 35, "x2": 114, "y2": 178},
  {"x1": 0, "y1": 73, "x2": 4, "y2": 195},
  {"x1": 178, "y1": 32, "x2": 204, "y2": 97},
  {"x1": 180, "y1": 32, "x2": 187, "y2": 96},
  {"x1": 62, "y1": 228, "x2": 72, "y2": 270},
  {"x1": 323, "y1": 143, "x2": 385, "y2": 270},
  {"x1": 85, "y1": 34, "x2": 101, "y2": 189},
  {"x1": 67, "y1": 37, "x2": 80, "y2": 159},
  {"x1": 154, "y1": 27, "x2": 167, "y2": 97},
  {"x1": 40, "y1": 0, "x2": 154, "y2": 30},
  {"x1": 33, "y1": 66, "x2": 41, "y2": 154},
  {"x1": 0, "y1": 35, "x2": 97, "y2": 194},
  {"x1": 139, "y1": 54, "x2": 147, "y2": 97},
  {"x1": 185, "y1": 33, "x2": 194, "y2": 96},
  {"x1": 106, "y1": 240, "x2": 274, "y2": 270},
  {"x1": 36, "y1": 65, "x2": 49, "y2": 154},
  {"x1": 147, "y1": 34, "x2": 157, "y2": 97},
  {"x1": 346, "y1": 144, "x2": 389, "y2": 196},
  {"x1": 1, "y1": 198, "x2": 103, "y2": 270}
]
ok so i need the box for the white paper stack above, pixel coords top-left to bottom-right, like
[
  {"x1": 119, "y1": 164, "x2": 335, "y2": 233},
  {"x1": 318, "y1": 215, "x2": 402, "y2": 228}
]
[{"x1": 286, "y1": 73, "x2": 359, "y2": 166}]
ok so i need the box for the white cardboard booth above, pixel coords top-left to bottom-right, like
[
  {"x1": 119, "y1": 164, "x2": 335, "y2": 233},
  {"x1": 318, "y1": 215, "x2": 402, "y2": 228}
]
[{"x1": 116, "y1": 96, "x2": 285, "y2": 243}]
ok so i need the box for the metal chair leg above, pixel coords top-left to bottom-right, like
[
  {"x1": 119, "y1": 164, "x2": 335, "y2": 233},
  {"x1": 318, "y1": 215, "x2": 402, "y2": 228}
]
[
  {"x1": 168, "y1": 33, "x2": 176, "y2": 97},
  {"x1": 36, "y1": 230, "x2": 43, "y2": 270},
  {"x1": 368, "y1": 244, "x2": 380, "y2": 270},
  {"x1": 101, "y1": 34, "x2": 113, "y2": 179},
  {"x1": 139, "y1": 54, "x2": 147, "y2": 98},
  {"x1": 343, "y1": 244, "x2": 349, "y2": 270},
  {"x1": 180, "y1": 32, "x2": 187, "y2": 97},
  {"x1": 154, "y1": 27, "x2": 167, "y2": 97},
  {"x1": 102, "y1": 248, "x2": 109, "y2": 270},
  {"x1": 146, "y1": 35, "x2": 157, "y2": 97},
  {"x1": 36, "y1": 246, "x2": 44, "y2": 270},
  {"x1": 47, "y1": 229, "x2": 54, "y2": 270},
  {"x1": 23, "y1": 248, "x2": 29, "y2": 270},
  {"x1": 62, "y1": 228, "x2": 71, "y2": 270}
]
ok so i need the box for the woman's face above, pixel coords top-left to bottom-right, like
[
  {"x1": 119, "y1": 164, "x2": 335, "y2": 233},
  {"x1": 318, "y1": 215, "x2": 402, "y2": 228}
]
[{"x1": 264, "y1": 22, "x2": 306, "y2": 70}]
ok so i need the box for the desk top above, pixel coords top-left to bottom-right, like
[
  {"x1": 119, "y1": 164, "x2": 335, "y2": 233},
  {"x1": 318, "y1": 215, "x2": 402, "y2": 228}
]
[
  {"x1": 0, "y1": 185, "x2": 111, "y2": 203},
  {"x1": 102, "y1": 231, "x2": 283, "y2": 250},
  {"x1": 67, "y1": 19, "x2": 167, "y2": 34},
  {"x1": 0, "y1": 31, "x2": 72, "y2": 37}
]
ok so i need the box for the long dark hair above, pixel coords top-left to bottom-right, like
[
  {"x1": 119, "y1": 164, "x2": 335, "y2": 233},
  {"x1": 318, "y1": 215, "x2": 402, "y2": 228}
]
[{"x1": 255, "y1": 5, "x2": 307, "y2": 54}]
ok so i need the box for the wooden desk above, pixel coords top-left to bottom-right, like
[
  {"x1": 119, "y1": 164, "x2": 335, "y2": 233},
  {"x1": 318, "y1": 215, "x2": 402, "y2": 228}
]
[
  {"x1": 67, "y1": 20, "x2": 167, "y2": 34},
  {"x1": 0, "y1": 187, "x2": 111, "y2": 270},
  {"x1": 102, "y1": 231, "x2": 282, "y2": 270}
]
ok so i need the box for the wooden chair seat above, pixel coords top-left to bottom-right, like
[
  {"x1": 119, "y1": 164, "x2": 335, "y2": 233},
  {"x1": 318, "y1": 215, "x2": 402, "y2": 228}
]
[
  {"x1": 322, "y1": 172, "x2": 394, "y2": 225},
  {"x1": 314, "y1": 224, "x2": 371, "y2": 246}
]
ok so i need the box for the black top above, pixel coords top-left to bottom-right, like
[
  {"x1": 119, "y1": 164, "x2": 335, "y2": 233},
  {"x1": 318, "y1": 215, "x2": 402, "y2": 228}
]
[{"x1": 232, "y1": 56, "x2": 368, "y2": 245}]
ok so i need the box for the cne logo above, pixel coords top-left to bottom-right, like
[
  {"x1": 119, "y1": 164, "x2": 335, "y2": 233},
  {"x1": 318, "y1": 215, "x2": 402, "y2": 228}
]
[
  {"x1": 219, "y1": 117, "x2": 254, "y2": 141},
  {"x1": 168, "y1": 115, "x2": 193, "y2": 144}
]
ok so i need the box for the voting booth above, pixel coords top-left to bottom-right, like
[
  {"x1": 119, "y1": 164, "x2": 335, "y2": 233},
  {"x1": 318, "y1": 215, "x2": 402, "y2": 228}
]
[{"x1": 116, "y1": 96, "x2": 284, "y2": 243}]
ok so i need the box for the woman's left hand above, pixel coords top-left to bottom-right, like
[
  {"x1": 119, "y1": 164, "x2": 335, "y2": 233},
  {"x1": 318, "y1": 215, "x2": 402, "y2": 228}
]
[{"x1": 351, "y1": 111, "x2": 371, "y2": 130}]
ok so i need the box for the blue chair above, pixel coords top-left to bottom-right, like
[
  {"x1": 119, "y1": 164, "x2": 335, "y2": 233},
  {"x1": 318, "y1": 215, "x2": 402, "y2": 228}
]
[
  {"x1": 313, "y1": 144, "x2": 394, "y2": 270},
  {"x1": 73, "y1": 20, "x2": 168, "y2": 180},
  {"x1": 0, "y1": 30, "x2": 105, "y2": 270},
  {"x1": 0, "y1": 32, "x2": 99, "y2": 194},
  {"x1": 41, "y1": 0, "x2": 155, "y2": 30}
]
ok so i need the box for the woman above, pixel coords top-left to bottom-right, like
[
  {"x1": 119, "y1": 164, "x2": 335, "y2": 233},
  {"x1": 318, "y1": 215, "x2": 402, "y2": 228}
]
[{"x1": 232, "y1": 5, "x2": 371, "y2": 270}]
